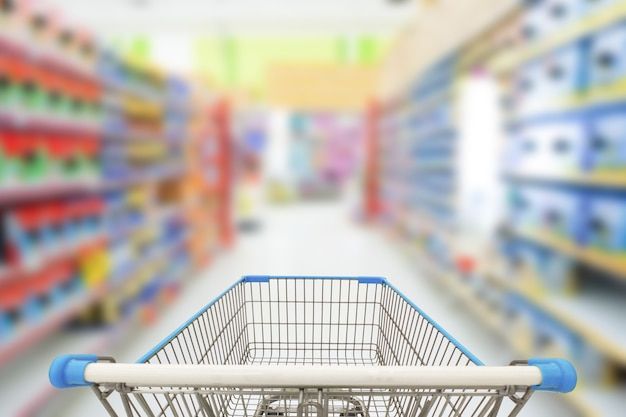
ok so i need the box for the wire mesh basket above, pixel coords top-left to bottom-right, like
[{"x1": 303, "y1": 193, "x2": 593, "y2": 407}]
[{"x1": 50, "y1": 276, "x2": 576, "y2": 417}]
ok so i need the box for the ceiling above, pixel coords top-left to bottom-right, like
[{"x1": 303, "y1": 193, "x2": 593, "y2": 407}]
[{"x1": 46, "y1": 0, "x2": 418, "y2": 36}]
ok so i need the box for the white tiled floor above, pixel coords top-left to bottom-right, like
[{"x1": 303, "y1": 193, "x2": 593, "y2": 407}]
[{"x1": 58, "y1": 201, "x2": 573, "y2": 417}]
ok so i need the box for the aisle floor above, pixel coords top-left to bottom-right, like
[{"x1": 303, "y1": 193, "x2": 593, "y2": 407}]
[{"x1": 61, "y1": 201, "x2": 572, "y2": 417}]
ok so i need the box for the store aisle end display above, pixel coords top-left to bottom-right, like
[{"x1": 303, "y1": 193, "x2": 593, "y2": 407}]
[
  {"x1": 0, "y1": 3, "x2": 232, "y2": 416},
  {"x1": 369, "y1": 2, "x2": 626, "y2": 417}
]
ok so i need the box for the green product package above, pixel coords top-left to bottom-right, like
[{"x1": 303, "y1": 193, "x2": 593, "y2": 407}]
[
  {"x1": 20, "y1": 82, "x2": 47, "y2": 113},
  {"x1": 61, "y1": 154, "x2": 84, "y2": 180},
  {"x1": 19, "y1": 149, "x2": 48, "y2": 183},
  {"x1": 0, "y1": 81, "x2": 21, "y2": 110}
]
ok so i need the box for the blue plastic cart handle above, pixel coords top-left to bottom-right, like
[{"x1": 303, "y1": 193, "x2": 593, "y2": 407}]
[
  {"x1": 529, "y1": 358, "x2": 577, "y2": 393},
  {"x1": 49, "y1": 354, "x2": 98, "y2": 388}
]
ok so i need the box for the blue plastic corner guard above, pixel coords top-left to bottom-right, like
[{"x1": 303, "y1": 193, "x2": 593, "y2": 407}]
[
  {"x1": 242, "y1": 275, "x2": 271, "y2": 283},
  {"x1": 529, "y1": 358, "x2": 577, "y2": 393},
  {"x1": 49, "y1": 354, "x2": 98, "y2": 388}
]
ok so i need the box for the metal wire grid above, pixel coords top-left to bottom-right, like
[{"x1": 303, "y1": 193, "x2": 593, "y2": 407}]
[
  {"x1": 93, "y1": 278, "x2": 527, "y2": 417},
  {"x1": 141, "y1": 279, "x2": 476, "y2": 368},
  {"x1": 94, "y1": 386, "x2": 514, "y2": 417}
]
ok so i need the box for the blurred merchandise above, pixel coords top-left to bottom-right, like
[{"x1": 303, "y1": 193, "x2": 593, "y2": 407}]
[
  {"x1": 370, "y1": 1, "x2": 626, "y2": 417},
  {"x1": 0, "y1": 3, "x2": 233, "y2": 417},
  {"x1": 288, "y1": 112, "x2": 363, "y2": 200},
  {"x1": 1, "y1": 1, "x2": 626, "y2": 417}
]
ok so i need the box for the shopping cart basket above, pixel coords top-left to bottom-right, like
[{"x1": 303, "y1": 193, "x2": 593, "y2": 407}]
[{"x1": 50, "y1": 276, "x2": 576, "y2": 417}]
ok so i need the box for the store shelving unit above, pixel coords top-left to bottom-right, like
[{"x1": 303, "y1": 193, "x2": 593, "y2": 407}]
[
  {"x1": 373, "y1": 1, "x2": 626, "y2": 417},
  {"x1": 0, "y1": 4, "x2": 231, "y2": 416},
  {"x1": 490, "y1": 1, "x2": 626, "y2": 75},
  {"x1": 378, "y1": 55, "x2": 459, "y2": 253},
  {"x1": 183, "y1": 95, "x2": 233, "y2": 268}
]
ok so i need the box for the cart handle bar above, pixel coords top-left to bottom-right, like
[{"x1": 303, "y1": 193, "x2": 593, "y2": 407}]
[{"x1": 50, "y1": 356, "x2": 576, "y2": 393}]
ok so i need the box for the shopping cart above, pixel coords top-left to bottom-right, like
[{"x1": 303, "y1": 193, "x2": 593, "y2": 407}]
[{"x1": 49, "y1": 276, "x2": 576, "y2": 417}]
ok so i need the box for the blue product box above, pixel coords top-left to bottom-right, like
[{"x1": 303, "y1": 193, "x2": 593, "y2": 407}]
[
  {"x1": 587, "y1": 106, "x2": 626, "y2": 170},
  {"x1": 589, "y1": 23, "x2": 626, "y2": 88},
  {"x1": 512, "y1": 119, "x2": 586, "y2": 175},
  {"x1": 50, "y1": 285, "x2": 66, "y2": 306},
  {"x1": 533, "y1": 310, "x2": 582, "y2": 354},
  {"x1": 6, "y1": 218, "x2": 37, "y2": 266},
  {"x1": 585, "y1": 194, "x2": 626, "y2": 252},
  {"x1": 507, "y1": 128, "x2": 539, "y2": 175},
  {"x1": 541, "y1": 43, "x2": 585, "y2": 97},
  {"x1": 22, "y1": 296, "x2": 43, "y2": 324},
  {"x1": 40, "y1": 224, "x2": 56, "y2": 255},
  {"x1": 510, "y1": 241, "x2": 574, "y2": 291},
  {"x1": 541, "y1": 189, "x2": 583, "y2": 239},
  {"x1": 579, "y1": 0, "x2": 616, "y2": 16},
  {"x1": 62, "y1": 218, "x2": 80, "y2": 247},
  {"x1": 521, "y1": 2, "x2": 548, "y2": 40},
  {"x1": 513, "y1": 62, "x2": 545, "y2": 115},
  {"x1": 517, "y1": 242, "x2": 547, "y2": 270},
  {"x1": 0, "y1": 311, "x2": 12, "y2": 342},
  {"x1": 542, "y1": 0, "x2": 582, "y2": 35},
  {"x1": 544, "y1": 120, "x2": 586, "y2": 174},
  {"x1": 508, "y1": 185, "x2": 548, "y2": 230},
  {"x1": 538, "y1": 250, "x2": 576, "y2": 290}
]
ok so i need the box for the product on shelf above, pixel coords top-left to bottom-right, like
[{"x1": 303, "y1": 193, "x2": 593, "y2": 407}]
[
  {"x1": 587, "y1": 104, "x2": 626, "y2": 172},
  {"x1": 0, "y1": 259, "x2": 82, "y2": 342},
  {"x1": 584, "y1": 193, "x2": 626, "y2": 253},
  {"x1": 588, "y1": 22, "x2": 626, "y2": 90},
  {"x1": 2, "y1": 197, "x2": 106, "y2": 268}
]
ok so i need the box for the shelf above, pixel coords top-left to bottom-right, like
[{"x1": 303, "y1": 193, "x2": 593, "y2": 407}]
[
  {"x1": 412, "y1": 160, "x2": 456, "y2": 172},
  {"x1": 0, "y1": 181, "x2": 101, "y2": 206},
  {"x1": 103, "y1": 165, "x2": 187, "y2": 189},
  {"x1": 505, "y1": 170, "x2": 626, "y2": 189},
  {"x1": 108, "y1": 204, "x2": 184, "y2": 242},
  {"x1": 108, "y1": 233, "x2": 189, "y2": 289},
  {"x1": 405, "y1": 210, "x2": 456, "y2": 241},
  {"x1": 487, "y1": 267, "x2": 626, "y2": 367},
  {"x1": 0, "y1": 285, "x2": 107, "y2": 368},
  {"x1": 103, "y1": 78, "x2": 166, "y2": 108},
  {"x1": 0, "y1": 234, "x2": 108, "y2": 284},
  {"x1": 402, "y1": 243, "x2": 603, "y2": 417},
  {"x1": 0, "y1": 109, "x2": 102, "y2": 135},
  {"x1": 513, "y1": 228, "x2": 626, "y2": 283},
  {"x1": 508, "y1": 84, "x2": 626, "y2": 125},
  {"x1": 102, "y1": 126, "x2": 187, "y2": 145},
  {"x1": 582, "y1": 386, "x2": 626, "y2": 417},
  {"x1": 0, "y1": 33, "x2": 100, "y2": 85},
  {"x1": 411, "y1": 190, "x2": 455, "y2": 209},
  {"x1": 0, "y1": 315, "x2": 135, "y2": 417},
  {"x1": 408, "y1": 90, "x2": 454, "y2": 115},
  {"x1": 490, "y1": 1, "x2": 626, "y2": 73},
  {"x1": 0, "y1": 232, "x2": 189, "y2": 367}
]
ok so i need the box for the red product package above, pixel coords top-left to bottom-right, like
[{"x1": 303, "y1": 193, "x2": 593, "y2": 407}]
[
  {"x1": 0, "y1": 279, "x2": 28, "y2": 311},
  {"x1": 13, "y1": 204, "x2": 43, "y2": 231},
  {"x1": 82, "y1": 136, "x2": 100, "y2": 157},
  {"x1": 0, "y1": 126, "x2": 24, "y2": 157}
]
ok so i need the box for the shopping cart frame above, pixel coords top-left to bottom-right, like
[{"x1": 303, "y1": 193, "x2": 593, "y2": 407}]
[{"x1": 50, "y1": 276, "x2": 577, "y2": 417}]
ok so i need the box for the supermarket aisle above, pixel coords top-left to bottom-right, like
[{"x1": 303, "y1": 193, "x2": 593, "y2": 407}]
[{"x1": 62, "y1": 201, "x2": 571, "y2": 417}]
